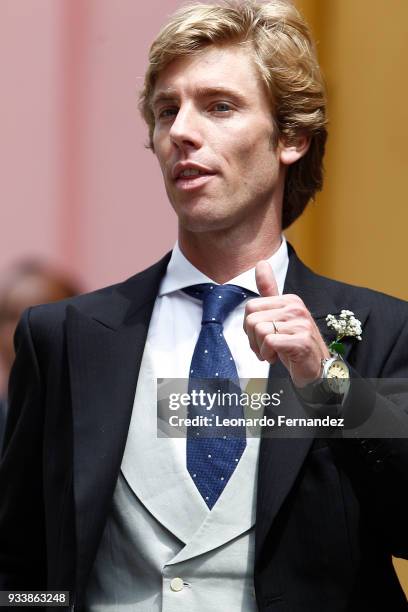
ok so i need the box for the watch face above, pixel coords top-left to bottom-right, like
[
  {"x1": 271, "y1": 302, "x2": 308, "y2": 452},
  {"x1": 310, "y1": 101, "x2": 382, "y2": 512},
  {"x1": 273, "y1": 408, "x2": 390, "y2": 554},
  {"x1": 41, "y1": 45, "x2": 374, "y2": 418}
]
[
  {"x1": 326, "y1": 359, "x2": 350, "y2": 394},
  {"x1": 327, "y1": 360, "x2": 349, "y2": 379}
]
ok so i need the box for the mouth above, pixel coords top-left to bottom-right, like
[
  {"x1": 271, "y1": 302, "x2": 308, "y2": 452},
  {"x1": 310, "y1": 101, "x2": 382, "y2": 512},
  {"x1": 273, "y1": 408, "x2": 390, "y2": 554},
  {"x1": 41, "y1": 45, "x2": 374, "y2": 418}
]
[
  {"x1": 175, "y1": 172, "x2": 215, "y2": 191},
  {"x1": 172, "y1": 163, "x2": 216, "y2": 191}
]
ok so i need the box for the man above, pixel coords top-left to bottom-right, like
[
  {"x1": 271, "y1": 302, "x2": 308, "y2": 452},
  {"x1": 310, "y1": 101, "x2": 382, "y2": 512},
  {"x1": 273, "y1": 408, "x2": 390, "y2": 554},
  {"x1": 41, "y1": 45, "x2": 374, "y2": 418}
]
[
  {"x1": 0, "y1": 261, "x2": 78, "y2": 451},
  {"x1": 1, "y1": 1, "x2": 407, "y2": 611}
]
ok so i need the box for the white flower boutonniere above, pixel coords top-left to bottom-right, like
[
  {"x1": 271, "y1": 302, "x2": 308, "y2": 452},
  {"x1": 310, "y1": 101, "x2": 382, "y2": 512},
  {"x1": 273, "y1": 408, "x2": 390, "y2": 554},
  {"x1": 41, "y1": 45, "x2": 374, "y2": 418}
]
[{"x1": 325, "y1": 309, "x2": 362, "y2": 355}]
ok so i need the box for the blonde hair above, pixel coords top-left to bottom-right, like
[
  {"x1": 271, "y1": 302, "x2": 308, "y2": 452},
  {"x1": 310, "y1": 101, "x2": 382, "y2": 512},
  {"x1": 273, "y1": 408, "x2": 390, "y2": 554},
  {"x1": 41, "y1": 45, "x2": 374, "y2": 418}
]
[{"x1": 139, "y1": 0, "x2": 327, "y2": 228}]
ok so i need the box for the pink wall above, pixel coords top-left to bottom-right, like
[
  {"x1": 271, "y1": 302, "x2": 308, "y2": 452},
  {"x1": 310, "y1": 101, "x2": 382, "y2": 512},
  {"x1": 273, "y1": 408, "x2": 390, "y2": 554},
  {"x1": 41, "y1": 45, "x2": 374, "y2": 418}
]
[
  {"x1": 0, "y1": 1, "x2": 62, "y2": 273},
  {"x1": 1, "y1": 0, "x2": 182, "y2": 291}
]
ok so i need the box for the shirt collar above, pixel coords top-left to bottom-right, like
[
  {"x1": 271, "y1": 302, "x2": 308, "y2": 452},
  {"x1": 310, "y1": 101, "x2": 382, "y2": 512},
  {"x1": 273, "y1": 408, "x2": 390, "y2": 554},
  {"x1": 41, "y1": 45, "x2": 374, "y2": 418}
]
[{"x1": 159, "y1": 237, "x2": 288, "y2": 297}]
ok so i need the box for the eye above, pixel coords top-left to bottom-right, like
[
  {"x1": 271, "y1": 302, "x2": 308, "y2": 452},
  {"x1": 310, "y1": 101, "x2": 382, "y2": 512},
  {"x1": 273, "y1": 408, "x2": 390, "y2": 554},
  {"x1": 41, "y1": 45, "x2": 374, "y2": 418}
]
[
  {"x1": 212, "y1": 102, "x2": 232, "y2": 113},
  {"x1": 157, "y1": 107, "x2": 178, "y2": 120}
]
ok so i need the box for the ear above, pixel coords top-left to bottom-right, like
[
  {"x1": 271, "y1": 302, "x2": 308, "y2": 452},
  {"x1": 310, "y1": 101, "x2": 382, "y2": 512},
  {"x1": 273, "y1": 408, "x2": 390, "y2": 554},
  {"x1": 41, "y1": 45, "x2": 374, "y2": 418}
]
[{"x1": 279, "y1": 134, "x2": 310, "y2": 166}]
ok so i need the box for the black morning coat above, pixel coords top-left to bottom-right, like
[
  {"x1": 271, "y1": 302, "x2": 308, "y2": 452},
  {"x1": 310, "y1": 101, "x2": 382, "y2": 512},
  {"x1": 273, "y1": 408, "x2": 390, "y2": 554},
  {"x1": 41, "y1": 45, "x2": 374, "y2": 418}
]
[{"x1": 1, "y1": 244, "x2": 408, "y2": 611}]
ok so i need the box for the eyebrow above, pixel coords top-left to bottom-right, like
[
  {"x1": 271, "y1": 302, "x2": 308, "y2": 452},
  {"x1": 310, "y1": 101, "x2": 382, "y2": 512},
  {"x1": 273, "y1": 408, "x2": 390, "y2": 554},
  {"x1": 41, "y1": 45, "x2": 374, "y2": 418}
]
[{"x1": 151, "y1": 86, "x2": 248, "y2": 110}]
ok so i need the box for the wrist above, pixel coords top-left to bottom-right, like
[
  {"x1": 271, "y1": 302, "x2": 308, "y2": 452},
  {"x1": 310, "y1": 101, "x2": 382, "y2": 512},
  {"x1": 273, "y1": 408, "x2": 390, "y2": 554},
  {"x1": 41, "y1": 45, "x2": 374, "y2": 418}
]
[{"x1": 295, "y1": 354, "x2": 350, "y2": 405}]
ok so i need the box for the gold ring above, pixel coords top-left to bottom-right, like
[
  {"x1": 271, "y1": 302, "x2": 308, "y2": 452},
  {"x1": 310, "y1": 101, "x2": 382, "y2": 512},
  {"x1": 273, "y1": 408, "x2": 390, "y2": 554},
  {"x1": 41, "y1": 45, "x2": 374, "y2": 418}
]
[{"x1": 272, "y1": 320, "x2": 279, "y2": 334}]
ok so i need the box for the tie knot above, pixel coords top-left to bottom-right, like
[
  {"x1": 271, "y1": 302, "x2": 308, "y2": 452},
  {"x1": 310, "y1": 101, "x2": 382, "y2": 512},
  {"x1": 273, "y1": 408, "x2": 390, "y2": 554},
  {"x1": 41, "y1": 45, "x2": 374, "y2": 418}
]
[{"x1": 184, "y1": 283, "x2": 252, "y2": 324}]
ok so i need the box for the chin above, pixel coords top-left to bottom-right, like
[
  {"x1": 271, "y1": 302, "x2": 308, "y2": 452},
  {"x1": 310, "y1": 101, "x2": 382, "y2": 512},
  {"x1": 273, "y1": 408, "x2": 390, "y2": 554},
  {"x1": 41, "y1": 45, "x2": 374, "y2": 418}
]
[
  {"x1": 178, "y1": 216, "x2": 226, "y2": 233},
  {"x1": 171, "y1": 194, "x2": 248, "y2": 234},
  {"x1": 172, "y1": 201, "x2": 226, "y2": 232}
]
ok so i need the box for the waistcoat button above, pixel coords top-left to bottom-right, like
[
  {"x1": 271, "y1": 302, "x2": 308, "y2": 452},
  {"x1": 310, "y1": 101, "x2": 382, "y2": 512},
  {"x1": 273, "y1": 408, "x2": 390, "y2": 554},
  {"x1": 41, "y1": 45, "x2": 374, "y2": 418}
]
[{"x1": 170, "y1": 577, "x2": 184, "y2": 592}]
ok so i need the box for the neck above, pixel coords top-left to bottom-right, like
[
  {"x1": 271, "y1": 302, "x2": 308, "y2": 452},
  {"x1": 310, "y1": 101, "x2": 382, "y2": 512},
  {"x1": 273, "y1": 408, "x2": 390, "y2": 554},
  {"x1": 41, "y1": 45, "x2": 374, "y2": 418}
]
[{"x1": 179, "y1": 222, "x2": 282, "y2": 284}]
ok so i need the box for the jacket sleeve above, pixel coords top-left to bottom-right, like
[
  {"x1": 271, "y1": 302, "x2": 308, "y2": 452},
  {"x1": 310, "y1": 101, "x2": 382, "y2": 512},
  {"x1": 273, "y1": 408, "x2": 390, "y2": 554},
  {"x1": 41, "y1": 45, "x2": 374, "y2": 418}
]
[{"x1": 0, "y1": 308, "x2": 47, "y2": 589}]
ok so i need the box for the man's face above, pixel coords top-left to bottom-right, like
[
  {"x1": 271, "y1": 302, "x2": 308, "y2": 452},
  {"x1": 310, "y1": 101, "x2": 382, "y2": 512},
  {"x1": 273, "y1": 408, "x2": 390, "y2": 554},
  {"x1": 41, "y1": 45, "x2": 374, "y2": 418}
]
[{"x1": 151, "y1": 44, "x2": 285, "y2": 234}]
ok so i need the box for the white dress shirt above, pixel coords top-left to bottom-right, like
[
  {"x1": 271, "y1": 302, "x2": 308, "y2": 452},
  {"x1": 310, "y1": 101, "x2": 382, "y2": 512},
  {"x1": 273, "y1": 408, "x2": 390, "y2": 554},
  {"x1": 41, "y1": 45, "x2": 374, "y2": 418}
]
[{"x1": 149, "y1": 237, "x2": 288, "y2": 380}]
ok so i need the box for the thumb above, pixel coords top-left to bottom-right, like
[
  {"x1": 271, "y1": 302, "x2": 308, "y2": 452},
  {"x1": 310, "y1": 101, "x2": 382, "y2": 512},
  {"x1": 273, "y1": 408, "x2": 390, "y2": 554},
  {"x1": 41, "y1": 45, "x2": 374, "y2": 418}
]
[{"x1": 255, "y1": 260, "x2": 279, "y2": 297}]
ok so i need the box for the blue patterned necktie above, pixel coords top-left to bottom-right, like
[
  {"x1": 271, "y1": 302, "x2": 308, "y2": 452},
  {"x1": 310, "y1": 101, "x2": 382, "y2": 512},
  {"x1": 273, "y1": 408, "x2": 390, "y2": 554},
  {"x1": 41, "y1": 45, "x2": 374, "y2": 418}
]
[{"x1": 184, "y1": 283, "x2": 254, "y2": 509}]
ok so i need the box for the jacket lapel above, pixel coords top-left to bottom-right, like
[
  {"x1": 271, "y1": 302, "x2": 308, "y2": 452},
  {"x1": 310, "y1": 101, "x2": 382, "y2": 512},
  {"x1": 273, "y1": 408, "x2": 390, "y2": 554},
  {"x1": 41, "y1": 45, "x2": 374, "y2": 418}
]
[
  {"x1": 255, "y1": 245, "x2": 370, "y2": 561},
  {"x1": 67, "y1": 253, "x2": 171, "y2": 599}
]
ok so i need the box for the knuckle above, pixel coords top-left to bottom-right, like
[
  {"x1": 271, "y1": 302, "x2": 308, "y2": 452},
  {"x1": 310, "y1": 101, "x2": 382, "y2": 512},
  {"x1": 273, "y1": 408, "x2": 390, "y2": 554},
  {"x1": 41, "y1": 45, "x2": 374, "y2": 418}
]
[
  {"x1": 264, "y1": 334, "x2": 276, "y2": 350},
  {"x1": 287, "y1": 294, "x2": 307, "y2": 311},
  {"x1": 293, "y1": 304, "x2": 307, "y2": 318},
  {"x1": 300, "y1": 319, "x2": 313, "y2": 333},
  {"x1": 245, "y1": 299, "x2": 258, "y2": 315},
  {"x1": 254, "y1": 321, "x2": 268, "y2": 337},
  {"x1": 245, "y1": 312, "x2": 258, "y2": 328},
  {"x1": 300, "y1": 332, "x2": 313, "y2": 350},
  {"x1": 287, "y1": 293, "x2": 302, "y2": 304}
]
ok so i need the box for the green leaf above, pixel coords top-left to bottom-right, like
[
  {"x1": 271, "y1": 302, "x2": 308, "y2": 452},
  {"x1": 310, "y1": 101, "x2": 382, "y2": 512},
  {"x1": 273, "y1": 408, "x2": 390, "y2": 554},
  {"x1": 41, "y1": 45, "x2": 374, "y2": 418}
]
[{"x1": 329, "y1": 341, "x2": 345, "y2": 355}]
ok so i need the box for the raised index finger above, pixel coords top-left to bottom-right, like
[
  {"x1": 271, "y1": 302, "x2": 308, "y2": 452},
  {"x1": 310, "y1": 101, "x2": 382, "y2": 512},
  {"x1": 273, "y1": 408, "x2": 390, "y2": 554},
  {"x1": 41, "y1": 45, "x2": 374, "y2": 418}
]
[{"x1": 255, "y1": 260, "x2": 279, "y2": 297}]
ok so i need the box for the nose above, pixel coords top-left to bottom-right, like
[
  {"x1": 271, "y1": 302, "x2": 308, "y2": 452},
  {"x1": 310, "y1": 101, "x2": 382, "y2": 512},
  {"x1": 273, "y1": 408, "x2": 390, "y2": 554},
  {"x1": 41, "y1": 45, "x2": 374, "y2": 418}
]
[{"x1": 169, "y1": 103, "x2": 203, "y2": 152}]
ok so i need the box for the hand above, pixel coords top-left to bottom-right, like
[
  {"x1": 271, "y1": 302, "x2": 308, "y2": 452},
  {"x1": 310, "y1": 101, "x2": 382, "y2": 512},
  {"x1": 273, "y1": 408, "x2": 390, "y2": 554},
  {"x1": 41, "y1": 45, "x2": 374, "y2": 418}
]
[{"x1": 243, "y1": 260, "x2": 330, "y2": 388}]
